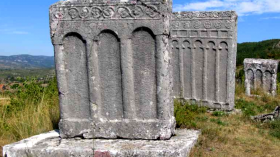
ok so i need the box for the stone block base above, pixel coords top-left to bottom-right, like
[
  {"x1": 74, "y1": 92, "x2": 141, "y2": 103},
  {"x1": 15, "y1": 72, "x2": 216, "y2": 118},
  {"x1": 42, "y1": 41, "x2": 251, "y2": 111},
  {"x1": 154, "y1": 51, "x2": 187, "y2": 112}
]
[{"x1": 3, "y1": 129, "x2": 200, "y2": 157}]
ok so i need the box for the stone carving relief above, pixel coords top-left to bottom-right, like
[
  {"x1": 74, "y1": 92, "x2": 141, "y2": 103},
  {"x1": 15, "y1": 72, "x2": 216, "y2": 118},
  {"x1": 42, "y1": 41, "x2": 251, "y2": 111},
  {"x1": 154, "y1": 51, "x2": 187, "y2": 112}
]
[
  {"x1": 171, "y1": 11, "x2": 237, "y2": 110},
  {"x1": 244, "y1": 59, "x2": 279, "y2": 96},
  {"x1": 50, "y1": 0, "x2": 175, "y2": 140},
  {"x1": 51, "y1": 4, "x2": 160, "y2": 20},
  {"x1": 172, "y1": 11, "x2": 236, "y2": 19}
]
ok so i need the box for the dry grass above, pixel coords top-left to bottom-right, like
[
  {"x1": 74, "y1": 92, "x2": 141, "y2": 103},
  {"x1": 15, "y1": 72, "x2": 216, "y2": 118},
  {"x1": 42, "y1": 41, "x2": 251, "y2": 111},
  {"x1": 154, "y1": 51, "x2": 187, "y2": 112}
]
[
  {"x1": 0, "y1": 95, "x2": 10, "y2": 106},
  {"x1": 0, "y1": 96, "x2": 59, "y2": 156},
  {"x1": 184, "y1": 83, "x2": 280, "y2": 157},
  {"x1": 0, "y1": 79, "x2": 59, "y2": 157},
  {"x1": 189, "y1": 113, "x2": 280, "y2": 157}
]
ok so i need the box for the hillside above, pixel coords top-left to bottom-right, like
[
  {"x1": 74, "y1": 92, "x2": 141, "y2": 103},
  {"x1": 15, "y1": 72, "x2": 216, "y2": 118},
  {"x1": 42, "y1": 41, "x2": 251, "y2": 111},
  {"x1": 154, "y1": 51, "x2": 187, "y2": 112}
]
[
  {"x1": 237, "y1": 39, "x2": 280, "y2": 66},
  {"x1": 0, "y1": 55, "x2": 54, "y2": 69}
]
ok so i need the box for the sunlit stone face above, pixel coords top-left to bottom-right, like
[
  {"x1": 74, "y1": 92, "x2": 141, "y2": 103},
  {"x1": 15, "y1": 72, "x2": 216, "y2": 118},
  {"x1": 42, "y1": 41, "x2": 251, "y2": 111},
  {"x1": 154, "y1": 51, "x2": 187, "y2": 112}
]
[
  {"x1": 244, "y1": 58, "x2": 279, "y2": 96},
  {"x1": 50, "y1": 0, "x2": 175, "y2": 140}
]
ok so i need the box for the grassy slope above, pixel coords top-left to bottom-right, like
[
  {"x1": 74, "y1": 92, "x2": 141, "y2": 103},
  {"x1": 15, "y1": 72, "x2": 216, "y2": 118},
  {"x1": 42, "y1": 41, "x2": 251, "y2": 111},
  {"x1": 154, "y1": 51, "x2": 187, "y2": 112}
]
[{"x1": 174, "y1": 83, "x2": 280, "y2": 157}]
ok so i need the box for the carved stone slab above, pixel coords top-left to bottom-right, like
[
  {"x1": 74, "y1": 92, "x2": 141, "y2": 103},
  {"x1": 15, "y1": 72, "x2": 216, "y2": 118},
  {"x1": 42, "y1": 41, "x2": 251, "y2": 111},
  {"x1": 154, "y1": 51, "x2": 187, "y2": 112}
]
[
  {"x1": 3, "y1": 129, "x2": 200, "y2": 157},
  {"x1": 244, "y1": 58, "x2": 279, "y2": 96},
  {"x1": 171, "y1": 11, "x2": 238, "y2": 110},
  {"x1": 50, "y1": 0, "x2": 175, "y2": 139}
]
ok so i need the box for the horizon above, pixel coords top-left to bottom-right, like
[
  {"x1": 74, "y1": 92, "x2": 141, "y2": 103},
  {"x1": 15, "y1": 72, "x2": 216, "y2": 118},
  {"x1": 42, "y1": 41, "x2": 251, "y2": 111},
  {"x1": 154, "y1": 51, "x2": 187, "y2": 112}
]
[
  {"x1": 1, "y1": 38, "x2": 280, "y2": 57},
  {"x1": 0, "y1": 0, "x2": 280, "y2": 56}
]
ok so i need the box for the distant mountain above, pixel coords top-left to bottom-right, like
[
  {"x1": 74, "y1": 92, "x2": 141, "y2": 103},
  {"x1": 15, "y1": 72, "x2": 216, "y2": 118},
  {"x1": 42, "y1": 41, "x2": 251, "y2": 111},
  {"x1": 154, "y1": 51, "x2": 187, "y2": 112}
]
[
  {"x1": 0, "y1": 55, "x2": 54, "y2": 69},
  {"x1": 237, "y1": 39, "x2": 280, "y2": 66}
]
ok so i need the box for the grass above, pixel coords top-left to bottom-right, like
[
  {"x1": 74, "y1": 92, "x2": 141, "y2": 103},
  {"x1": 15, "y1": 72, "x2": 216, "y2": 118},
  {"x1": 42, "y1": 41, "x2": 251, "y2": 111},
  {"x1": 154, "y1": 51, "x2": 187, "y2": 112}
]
[
  {"x1": 0, "y1": 78, "x2": 59, "y2": 156},
  {"x1": 174, "y1": 82, "x2": 280, "y2": 157},
  {"x1": 0, "y1": 76, "x2": 280, "y2": 157}
]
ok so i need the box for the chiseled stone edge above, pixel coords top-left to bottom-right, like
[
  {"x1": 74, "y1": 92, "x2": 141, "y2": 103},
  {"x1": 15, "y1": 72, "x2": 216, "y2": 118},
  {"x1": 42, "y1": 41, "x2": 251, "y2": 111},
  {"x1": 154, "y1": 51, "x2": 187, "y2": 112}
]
[
  {"x1": 3, "y1": 129, "x2": 200, "y2": 157},
  {"x1": 3, "y1": 130, "x2": 60, "y2": 157},
  {"x1": 59, "y1": 118, "x2": 176, "y2": 140}
]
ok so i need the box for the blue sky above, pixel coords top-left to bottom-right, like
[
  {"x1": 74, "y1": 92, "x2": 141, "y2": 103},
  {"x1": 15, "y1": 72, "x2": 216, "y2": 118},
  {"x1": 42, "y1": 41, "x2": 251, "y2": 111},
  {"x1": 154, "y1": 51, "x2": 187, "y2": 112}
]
[{"x1": 0, "y1": 0, "x2": 279, "y2": 56}]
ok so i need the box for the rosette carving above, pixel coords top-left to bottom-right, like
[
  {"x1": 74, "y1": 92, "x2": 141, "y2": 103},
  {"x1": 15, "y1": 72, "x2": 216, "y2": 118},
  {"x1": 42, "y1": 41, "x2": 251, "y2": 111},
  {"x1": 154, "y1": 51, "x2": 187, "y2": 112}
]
[
  {"x1": 80, "y1": 7, "x2": 90, "y2": 18},
  {"x1": 103, "y1": 7, "x2": 115, "y2": 18},
  {"x1": 225, "y1": 20, "x2": 232, "y2": 29},
  {"x1": 204, "y1": 21, "x2": 212, "y2": 29},
  {"x1": 132, "y1": 6, "x2": 144, "y2": 18},
  {"x1": 193, "y1": 21, "x2": 201, "y2": 29},
  {"x1": 214, "y1": 21, "x2": 222, "y2": 29},
  {"x1": 68, "y1": 8, "x2": 79, "y2": 19},
  {"x1": 183, "y1": 22, "x2": 191, "y2": 29},
  {"x1": 91, "y1": 7, "x2": 102, "y2": 18},
  {"x1": 145, "y1": 5, "x2": 158, "y2": 18},
  {"x1": 118, "y1": 7, "x2": 132, "y2": 18}
]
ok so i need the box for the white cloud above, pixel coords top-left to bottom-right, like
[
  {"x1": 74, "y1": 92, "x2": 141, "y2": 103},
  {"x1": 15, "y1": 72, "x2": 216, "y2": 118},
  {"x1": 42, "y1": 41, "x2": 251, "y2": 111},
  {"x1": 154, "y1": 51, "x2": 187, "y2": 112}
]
[
  {"x1": 173, "y1": 0, "x2": 280, "y2": 16},
  {"x1": 11, "y1": 31, "x2": 29, "y2": 35},
  {"x1": 0, "y1": 27, "x2": 29, "y2": 35},
  {"x1": 261, "y1": 16, "x2": 280, "y2": 20}
]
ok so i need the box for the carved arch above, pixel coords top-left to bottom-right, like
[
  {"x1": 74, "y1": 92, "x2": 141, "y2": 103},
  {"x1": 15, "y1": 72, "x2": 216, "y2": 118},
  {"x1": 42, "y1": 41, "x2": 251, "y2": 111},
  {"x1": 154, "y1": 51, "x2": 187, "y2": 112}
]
[
  {"x1": 194, "y1": 40, "x2": 203, "y2": 48},
  {"x1": 97, "y1": 29, "x2": 123, "y2": 119},
  {"x1": 219, "y1": 41, "x2": 228, "y2": 50},
  {"x1": 132, "y1": 26, "x2": 157, "y2": 119},
  {"x1": 63, "y1": 32, "x2": 86, "y2": 43},
  {"x1": 171, "y1": 39, "x2": 180, "y2": 49},
  {"x1": 98, "y1": 29, "x2": 120, "y2": 41},
  {"x1": 132, "y1": 27, "x2": 155, "y2": 39},
  {"x1": 182, "y1": 40, "x2": 191, "y2": 49},
  {"x1": 207, "y1": 41, "x2": 216, "y2": 49}
]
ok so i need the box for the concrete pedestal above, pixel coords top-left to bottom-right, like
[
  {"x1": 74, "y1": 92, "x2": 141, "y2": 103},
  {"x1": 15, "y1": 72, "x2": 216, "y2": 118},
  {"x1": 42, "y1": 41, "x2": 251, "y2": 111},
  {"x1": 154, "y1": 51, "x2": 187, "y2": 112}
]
[{"x1": 3, "y1": 129, "x2": 200, "y2": 157}]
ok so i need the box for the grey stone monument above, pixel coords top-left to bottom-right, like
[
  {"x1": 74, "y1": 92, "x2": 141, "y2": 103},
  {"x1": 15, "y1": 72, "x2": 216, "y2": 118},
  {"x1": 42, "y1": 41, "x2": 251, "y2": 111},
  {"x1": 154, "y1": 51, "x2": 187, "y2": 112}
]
[
  {"x1": 3, "y1": 1, "x2": 239, "y2": 157},
  {"x1": 244, "y1": 58, "x2": 279, "y2": 96},
  {"x1": 171, "y1": 11, "x2": 238, "y2": 111},
  {"x1": 49, "y1": 0, "x2": 175, "y2": 140}
]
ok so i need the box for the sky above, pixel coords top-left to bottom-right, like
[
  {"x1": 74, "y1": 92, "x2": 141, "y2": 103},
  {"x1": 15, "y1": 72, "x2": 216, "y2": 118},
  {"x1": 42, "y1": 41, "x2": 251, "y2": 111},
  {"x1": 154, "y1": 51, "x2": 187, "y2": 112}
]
[{"x1": 0, "y1": 0, "x2": 279, "y2": 56}]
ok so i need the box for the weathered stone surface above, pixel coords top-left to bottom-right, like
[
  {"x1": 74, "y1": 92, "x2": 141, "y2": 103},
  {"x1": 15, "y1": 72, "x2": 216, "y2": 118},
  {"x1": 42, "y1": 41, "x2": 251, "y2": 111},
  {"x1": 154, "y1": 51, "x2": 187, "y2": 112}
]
[
  {"x1": 3, "y1": 129, "x2": 200, "y2": 157},
  {"x1": 251, "y1": 106, "x2": 280, "y2": 122},
  {"x1": 171, "y1": 11, "x2": 238, "y2": 110},
  {"x1": 244, "y1": 59, "x2": 279, "y2": 96},
  {"x1": 50, "y1": 0, "x2": 175, "y2": 139}
]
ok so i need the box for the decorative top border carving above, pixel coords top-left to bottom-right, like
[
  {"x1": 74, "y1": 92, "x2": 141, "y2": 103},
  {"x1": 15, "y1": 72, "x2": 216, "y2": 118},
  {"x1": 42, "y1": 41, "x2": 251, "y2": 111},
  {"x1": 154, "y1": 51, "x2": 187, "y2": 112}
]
[
  {"x1": 171, "y1": 20, "x2": 234, "y2": 30},
  {"x1": 244, "y1": 58, "x2": 279, "y2": 73},
  {"x1": 51, "y1": 4, "x2": 161, "y2": 20},
  {"x1": 172, "y1": 11, "x2": 237, "y2": 20},
  {"x1": 55, "y1": 0, "x2": 161, "y2": 5}
]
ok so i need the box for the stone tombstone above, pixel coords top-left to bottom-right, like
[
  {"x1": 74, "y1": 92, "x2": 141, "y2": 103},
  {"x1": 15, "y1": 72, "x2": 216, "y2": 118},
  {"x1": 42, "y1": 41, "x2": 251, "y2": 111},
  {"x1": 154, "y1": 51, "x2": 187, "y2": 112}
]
[
  {"x1": 244, "y1": 59, "x2": 279, "y2": 96},
  {"x1": 49, "y1": 0, "x2": 175, "y2": 140},
  {"x1": 170, "y1": 11, "x2": 238, "y2": 110}
]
